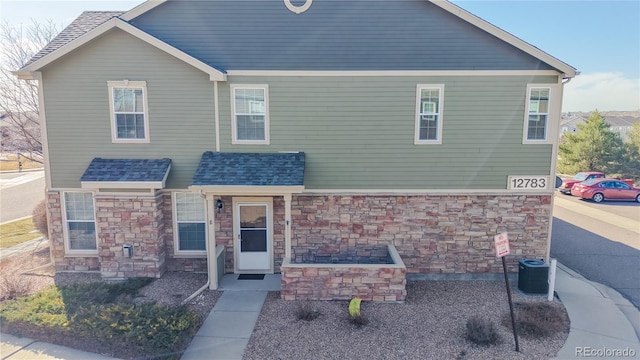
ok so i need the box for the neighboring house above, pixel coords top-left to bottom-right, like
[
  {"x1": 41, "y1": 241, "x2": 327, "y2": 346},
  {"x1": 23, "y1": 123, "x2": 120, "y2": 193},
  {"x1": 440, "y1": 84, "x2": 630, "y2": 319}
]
[
  {"x1": 16, "y1": 0, "x2": 577, "y2": 289},
  {"x1": 560, "y1": 114, "x2": 640, "y2": 141}
]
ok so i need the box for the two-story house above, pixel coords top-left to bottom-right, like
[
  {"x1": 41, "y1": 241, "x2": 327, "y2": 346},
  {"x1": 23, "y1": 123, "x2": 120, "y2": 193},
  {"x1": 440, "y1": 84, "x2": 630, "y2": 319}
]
[{"x1": 16, "y1": 0, "x2": 577, "y2": 292}]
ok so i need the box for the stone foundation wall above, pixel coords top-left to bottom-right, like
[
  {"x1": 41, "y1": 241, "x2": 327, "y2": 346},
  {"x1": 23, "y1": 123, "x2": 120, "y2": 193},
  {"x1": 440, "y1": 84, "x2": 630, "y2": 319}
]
[
  {"x1": 95, "y1": 192, "x2": 166, "y2": 278},
  {"x1": 291, "y1": 194, "x2": 551, "y2": 273},
  {"x1": 281, "y1": 261, "x2": 407, "y2": 302}
]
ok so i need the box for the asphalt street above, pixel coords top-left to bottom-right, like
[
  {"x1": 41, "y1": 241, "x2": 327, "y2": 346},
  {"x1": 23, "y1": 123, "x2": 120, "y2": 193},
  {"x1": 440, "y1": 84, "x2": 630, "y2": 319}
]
[
  {"x1": 551, "y1": 192, "x2": 640, "y2": 308},
  {"x1": 0, "y1": 170, "x2": 45, "y2": 223}
]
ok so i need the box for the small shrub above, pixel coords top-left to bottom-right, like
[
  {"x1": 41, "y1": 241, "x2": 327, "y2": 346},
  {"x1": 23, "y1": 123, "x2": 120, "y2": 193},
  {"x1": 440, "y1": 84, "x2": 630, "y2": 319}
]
[
  {"x1": 295, "y1": 301, "x2": 320, "y2": 321},
  {"x1": 348, "y1": 298, "x2": 368, "y2": 327},
  {"x1": 32, "y1": 200, "x2": 48, "y2": 238},
  {"x1": 0, "y1": 273, "x2": 34, "y2": 300},
  {"x1": 503, "y1": 302, "x2": 569, "y2": 338},
  {"x1": 466, "y1": 316, "x2": 501, "y2": 346}
]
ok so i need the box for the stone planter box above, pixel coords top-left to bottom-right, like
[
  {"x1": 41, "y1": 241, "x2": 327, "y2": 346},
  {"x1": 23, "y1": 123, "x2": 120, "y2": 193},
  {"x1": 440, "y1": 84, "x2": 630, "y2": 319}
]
[{"x1": 280, "y1": 244, "x2": 406, "y2": 302}]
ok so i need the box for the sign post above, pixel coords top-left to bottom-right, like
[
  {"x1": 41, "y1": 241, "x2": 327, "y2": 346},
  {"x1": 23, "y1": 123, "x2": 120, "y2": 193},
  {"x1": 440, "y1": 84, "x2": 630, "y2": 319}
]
[{"x1": 494, "y1": 232, "x2": 520, "y2": 352}]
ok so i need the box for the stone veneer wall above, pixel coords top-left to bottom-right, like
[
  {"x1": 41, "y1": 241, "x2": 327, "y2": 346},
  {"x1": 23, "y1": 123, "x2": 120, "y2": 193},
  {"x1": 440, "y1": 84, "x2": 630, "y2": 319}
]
[
  {"x1": 281, "y1": 262, "x2": 407, "y2": 302},
  {"x1": 95, "y1": 192, "x2": 166, "y2": 278},
  {"x1": 48, "y1": 191, "x2": 100, "y2": 272},
  {"x1": 291, "y1": 194, "x2": 551, "y2": 273}
]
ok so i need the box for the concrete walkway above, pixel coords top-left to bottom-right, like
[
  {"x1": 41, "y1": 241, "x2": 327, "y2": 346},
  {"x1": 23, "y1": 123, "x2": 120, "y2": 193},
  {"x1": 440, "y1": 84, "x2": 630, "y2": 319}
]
[
  {"x1": 1, "y1": 267, "x2": 638, "y2": 360},
  {"x1": 180, "y1": 274, "x2": 281, "y2": 360}
]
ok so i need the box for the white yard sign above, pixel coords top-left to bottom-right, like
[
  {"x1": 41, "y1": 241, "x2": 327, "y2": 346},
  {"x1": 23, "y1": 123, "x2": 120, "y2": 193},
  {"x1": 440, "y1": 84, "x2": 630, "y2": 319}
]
[{"x1": 494, "y1": 232, "x2": 510, "y2": 257}]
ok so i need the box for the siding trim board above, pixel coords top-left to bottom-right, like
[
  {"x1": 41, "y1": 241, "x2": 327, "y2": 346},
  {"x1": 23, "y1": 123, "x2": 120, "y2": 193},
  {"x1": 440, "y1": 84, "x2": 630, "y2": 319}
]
[{"x1": 17, "y1": 18, "x2": 226, "y2": 81}]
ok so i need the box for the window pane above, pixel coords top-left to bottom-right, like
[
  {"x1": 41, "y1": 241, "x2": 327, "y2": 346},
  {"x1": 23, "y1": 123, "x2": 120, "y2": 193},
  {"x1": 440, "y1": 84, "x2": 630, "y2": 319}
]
[
  {"x1": 176, "y1": 193, "x2": 205, "y2": 222},
  {"x1": 68, "y1": 222, "x2": 97, "y2": 250},
  {"x1": 116, "y1": 114, "x2": 145, "y2": 139},
  {"x1": 237, "y1": 115, "x2": 265, "y2": 140},
  {"x1": 240, "y1": 205, "x2": 267, "y2": 228},
  {"x1": 134, "y1": 89, "x2": 144, "y2": 112},
  {"x1": 65, "y1": 192, "x2": 94, "y2": 221},
  {"x1": 419, "y1": 115, "x2": 438, "y2": 140},
  {"x1": 527, "y1": 115, "x2": 547, "y2": 140},
  {"x1": 420, "y1": 89, "x2": 440, "y2": 113},
  {"x1": 178, "y1": 223, "x2": 206, "y2": 251},
  {"x1": 235, "y1": 88, "x2": 265, "y2": 114}
]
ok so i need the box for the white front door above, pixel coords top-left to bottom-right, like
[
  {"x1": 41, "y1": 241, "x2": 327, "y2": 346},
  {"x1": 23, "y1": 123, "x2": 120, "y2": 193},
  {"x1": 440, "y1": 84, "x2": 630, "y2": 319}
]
[{"x1": 234, "y1": 199, "x2": 272, "y2": 273}]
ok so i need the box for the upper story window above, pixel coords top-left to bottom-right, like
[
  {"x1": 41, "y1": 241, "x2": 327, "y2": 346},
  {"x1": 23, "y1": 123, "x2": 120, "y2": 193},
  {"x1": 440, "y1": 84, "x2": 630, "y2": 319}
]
[
  {"x1": 523, "y1": 85, "x2": 551, "y2": 143},
  {"x1": 231, "y1": 84, "x2": 270, "y2": 144},
  {"x1": 174, "y1": 192, "x2": 206, "y2": 253},
  {"x1": 415, "y1": 84, "x2": 444, "y2": 145},
  {"x1": 108, "y1": 80, "x2": 149, "y2": 143},
  {"x1": 63, "y1": 192, "x2": 97, "y2": 253}
]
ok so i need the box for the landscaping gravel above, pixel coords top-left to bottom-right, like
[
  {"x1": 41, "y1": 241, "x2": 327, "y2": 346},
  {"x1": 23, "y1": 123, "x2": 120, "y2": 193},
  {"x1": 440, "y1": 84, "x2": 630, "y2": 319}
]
[{"x1": 244, "y1": 281, "x2": 569, "y2": 360}]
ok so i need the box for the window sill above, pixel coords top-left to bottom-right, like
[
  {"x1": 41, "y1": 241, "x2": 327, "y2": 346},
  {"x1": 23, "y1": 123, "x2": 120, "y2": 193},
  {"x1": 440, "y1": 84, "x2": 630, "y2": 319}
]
[
  {"x1": 64, "y1": 253, "x2": 99, "y2": 258},
  {"x1": 172, "y1": 253, "x2": 207, "y2": 258},
  {"x1": 414, "y1": 140, "x2": 442, "y2": 145}
]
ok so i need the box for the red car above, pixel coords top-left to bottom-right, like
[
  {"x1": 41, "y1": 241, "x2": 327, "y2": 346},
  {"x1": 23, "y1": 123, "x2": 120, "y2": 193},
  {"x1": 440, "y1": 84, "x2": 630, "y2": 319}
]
[
  {"x1": 558, "y1": 172, "x2": 605, "y2": 195},
  {"x1": 571, "y1": 178, "x2": 640, "y2": 203}
]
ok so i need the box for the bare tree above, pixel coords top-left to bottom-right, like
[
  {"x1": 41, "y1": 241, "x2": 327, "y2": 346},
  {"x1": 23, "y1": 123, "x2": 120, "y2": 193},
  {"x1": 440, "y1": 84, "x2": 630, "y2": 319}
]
[{"x1": 0, "y1": 20, "x2": 60, "y2": 162}]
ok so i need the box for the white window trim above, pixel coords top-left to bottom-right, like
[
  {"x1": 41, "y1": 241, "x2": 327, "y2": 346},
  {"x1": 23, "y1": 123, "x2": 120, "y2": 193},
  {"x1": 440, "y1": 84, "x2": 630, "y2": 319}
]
[
  {"x1": 108, "y1": 80, "x2": 150, "y2": 143},
  {"x1": 522, "y1": 84, "x2": 560, "y2": 144},
  {"x1": 62, "y1": 191, "x2": 98, "y2": 256},
  {"x1": 230, "y1": 84, "x2": 270, "y2": 145},
  {"x1": 172, "y1": 192, "x2": 207, "y2": 256},
  {"x1": 414, "y1": 84, "x2": 444, "y2": 145}
]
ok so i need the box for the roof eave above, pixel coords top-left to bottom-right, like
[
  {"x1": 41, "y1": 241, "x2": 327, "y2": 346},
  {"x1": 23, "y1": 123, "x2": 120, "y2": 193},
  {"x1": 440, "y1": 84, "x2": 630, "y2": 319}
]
[
  {"x1": 428, "y1": 0, "x2": 578, "y2": 78},
  {"x1": 18, "y1": 17, "x2": 226, "y2": 82}
]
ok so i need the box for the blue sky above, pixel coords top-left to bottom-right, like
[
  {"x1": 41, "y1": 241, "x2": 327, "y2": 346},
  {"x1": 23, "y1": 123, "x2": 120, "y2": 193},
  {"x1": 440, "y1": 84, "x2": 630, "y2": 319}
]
[{"x1": 2, "y1": 0, "x2": 639, "y2": 111}]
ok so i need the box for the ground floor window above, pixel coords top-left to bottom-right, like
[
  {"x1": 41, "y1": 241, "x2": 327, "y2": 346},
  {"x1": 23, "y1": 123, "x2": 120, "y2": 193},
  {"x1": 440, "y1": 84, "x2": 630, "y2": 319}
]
[
  {"x1": 174, "y1": 192, "x2": 206, "y2": 252},
  {"x1": 64, "y1": 192, "x2": 97, "y2": 251}
]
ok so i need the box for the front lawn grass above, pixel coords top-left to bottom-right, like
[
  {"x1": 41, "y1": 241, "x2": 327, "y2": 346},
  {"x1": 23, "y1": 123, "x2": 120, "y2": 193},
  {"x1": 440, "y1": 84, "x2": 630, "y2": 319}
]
[
  {"x1": 0, "y1": 218, "x2": 42, "y2": 248},
  {"x1": 0, "y1": 279, "x2": 201, "y2": 359}
]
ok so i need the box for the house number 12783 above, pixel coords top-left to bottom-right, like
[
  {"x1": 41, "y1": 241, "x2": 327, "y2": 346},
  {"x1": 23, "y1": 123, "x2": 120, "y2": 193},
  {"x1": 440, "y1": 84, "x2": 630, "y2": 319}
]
[{"x1": 507, "y1": 176, "x2": 549, "y2": 190}]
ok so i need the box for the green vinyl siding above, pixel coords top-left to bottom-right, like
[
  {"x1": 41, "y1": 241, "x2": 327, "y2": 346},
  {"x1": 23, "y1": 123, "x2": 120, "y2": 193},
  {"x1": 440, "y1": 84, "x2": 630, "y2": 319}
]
[
  {"x1": 219, "y1": 75, "x2": 558, "y2": 189},
  {"x1": 40, "y1": 28, "x2": 559, "y2": 190},
  {"x1": 41, "y1": 29, "x2": 216, "y2": 189}
]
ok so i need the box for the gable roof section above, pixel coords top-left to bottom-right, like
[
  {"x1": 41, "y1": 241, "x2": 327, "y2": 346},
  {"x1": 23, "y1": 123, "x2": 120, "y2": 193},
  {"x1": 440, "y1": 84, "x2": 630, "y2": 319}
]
[
  {"x1": 80, "y1": 158, "x2": 172, "y2": 189},
  {"x1": 127, "y1": 0, "x2": 576, "y2": 77},
  {"x1": 16, "y1": 15, "x2": 226, "y2": 81},
  {"x1": 191, "y1": 152, "x2": 305, "y2": 187}
]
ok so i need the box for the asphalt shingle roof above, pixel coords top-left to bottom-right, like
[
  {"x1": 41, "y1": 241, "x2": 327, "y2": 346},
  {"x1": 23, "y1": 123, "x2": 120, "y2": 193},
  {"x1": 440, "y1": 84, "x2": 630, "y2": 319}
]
[
  {"x1": 23, "y1": 11, "x2": 124, "y2": 68},
  {"x1": 81, "y1": 158, "x2": 171, "y2": 182},
  {"x1": 192, "y1": 152, "x2": 305, "y2": 186}
]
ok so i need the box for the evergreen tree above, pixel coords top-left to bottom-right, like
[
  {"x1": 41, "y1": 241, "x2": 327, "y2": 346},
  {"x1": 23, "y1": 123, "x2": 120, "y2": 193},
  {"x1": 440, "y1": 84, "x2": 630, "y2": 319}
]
[
  {"x1": 619, "y1": 122, "x2": 640, "y2": 181},
  {"x1": 558, "y1": 110, "x2": 625, "y2": 175}
]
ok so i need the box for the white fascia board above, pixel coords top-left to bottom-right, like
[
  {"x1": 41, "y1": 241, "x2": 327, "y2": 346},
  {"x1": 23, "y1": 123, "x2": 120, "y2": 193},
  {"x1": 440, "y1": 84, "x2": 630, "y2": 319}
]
[
  {"x1": 19, "y1": 18, "x2": 226, "y2": 81},
  {"x1": 189, "y1": 185, "x2": 305, "y2": 195},
  {"x1": 302, "y1": 188, "x2": 554, "y2": 195},
  {"x1": 81, "y1": 181, "x2": 164, "y2": 189},
  {"x1": 120, "y1": 0, "x2": 167, "y2": 21},
  {"x1": 428, "y1": 0, "x2": 578, "y2": 78}
]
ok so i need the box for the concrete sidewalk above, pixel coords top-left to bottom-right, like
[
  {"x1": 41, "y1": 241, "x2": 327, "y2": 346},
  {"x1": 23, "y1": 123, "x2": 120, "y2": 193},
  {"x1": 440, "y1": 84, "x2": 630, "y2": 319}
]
[
  {"x1": 552, "y1": 263, "x2": 639, "y2": 359},
  {"x1": 1, "y1": 266, "x2": 638, "y2": 360}
]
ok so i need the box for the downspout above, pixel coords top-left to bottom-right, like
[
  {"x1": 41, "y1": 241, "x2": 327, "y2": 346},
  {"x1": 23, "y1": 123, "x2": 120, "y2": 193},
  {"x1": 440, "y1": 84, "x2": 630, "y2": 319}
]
[{"x1": 214, "y1": 81, "x2": 220, "y2": 152}]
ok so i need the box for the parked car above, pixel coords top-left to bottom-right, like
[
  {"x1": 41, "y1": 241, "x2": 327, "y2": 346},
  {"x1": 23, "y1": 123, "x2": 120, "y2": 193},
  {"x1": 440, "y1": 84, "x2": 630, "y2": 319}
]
[
  {"x1": 571, "y1": 178, "x2": 640, "y2": 203},
  {"x1": 559, "y1": 172, "x2": 635, "y2": 195},
  {"x1": 558, "y1": 172, "x2": 606, "y2": 194}
]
